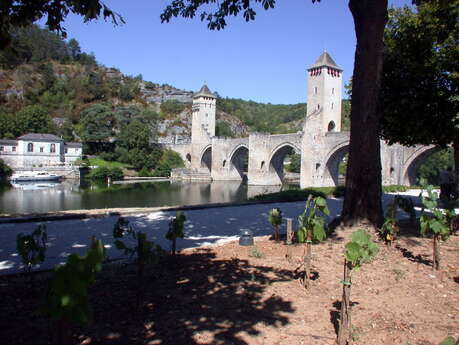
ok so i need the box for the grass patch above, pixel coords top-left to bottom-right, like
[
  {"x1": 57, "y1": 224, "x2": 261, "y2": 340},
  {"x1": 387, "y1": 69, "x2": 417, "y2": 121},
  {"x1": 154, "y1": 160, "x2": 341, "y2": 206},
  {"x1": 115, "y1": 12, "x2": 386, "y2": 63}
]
[
  {"x1": 250, "y1": 185, "x2": 417, "y2": 202},
  {"x1": 249, "y1": 186, "x2": 344, "y2": 202},
  {"x1": 88, "y1": 157, "x2": 132, "y2": 169}
]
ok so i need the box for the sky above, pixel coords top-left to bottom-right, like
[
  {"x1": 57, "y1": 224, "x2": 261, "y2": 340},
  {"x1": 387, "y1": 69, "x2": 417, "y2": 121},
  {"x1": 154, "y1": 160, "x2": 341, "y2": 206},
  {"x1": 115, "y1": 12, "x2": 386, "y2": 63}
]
[{"x1": 59, "y1": 0, "x2": 414, "y2": 104}]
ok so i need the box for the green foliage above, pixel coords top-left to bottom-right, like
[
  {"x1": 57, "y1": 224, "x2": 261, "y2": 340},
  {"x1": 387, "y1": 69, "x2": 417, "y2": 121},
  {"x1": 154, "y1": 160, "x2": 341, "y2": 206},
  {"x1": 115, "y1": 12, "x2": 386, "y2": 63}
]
[
  {"x1": 0, "y1": 3, "x2": 122, "y2": 49},
  {"x1": 297, "y1": 195, "x2": 329, "y2": 243},
  {"x1": 248, "y1": 247, "x2": 264, "y2": 259},
  {"x1": 113, "y1": 217, "x2": 164, "y2": 264},
  {"x1": 79, "y1": 104, "x2": 114, "y2": 142},
  {"x1": 160, "y1": 100, "x2": 186, "y2": 116},
  {"x1": 138, "y1": 167, "x2": 153, "y2": 177},
  {"x1": 16, "y1": 224, "x2": 47, "y2": 273},
  {"x1": 118, "y1": 120, "x2": 151, "y2": 150},
  {"x1": 381, "y1": 194, "x2": 416, "y2": 244},
  {"x1": 154, "y1": 149, "x2": 185, "y2": 177},
  {"x1": 439, "y1": 336, "x2": 457, "y2": 345},
  {"x1": 87, "y1": 157, "x2": 130, "y2": 169},
  {"x1": 16, "y1": 105, "x2": 55, "y2": 135},
  {"x1": 268, "y1": 208, "x2": 282, "y2": 241},
  {"x1": 215, "y1": 121, "x2": 235, "y2": 137},
  {"x1": 268, "y1": 208, "x2": 282, "y2": 227},
  {"x1": 43, "y1": 237, "x2": 105, "y2": 325},
  {"x1": 285, "y1": 153, "x2": 301, "y2": 173},
  {"x1": 382, "y1": 185, "x2": 409, "y2": 193},
  {"x1": 166, "y1": 211, "x2": 187, "y2": 242},
  {"x1": 0, "y1": 159, "x2": 13, "y2": 183},
  {"x1": 381, "y1": 3, "x2": 459, "y2": 149},
  {"x1": 217, "y1": 97, "x2": 306, "y2": 133},
  {"x1": 420, "y1": 185, "x2": 451, "y2": 240},
  {"x1": 345, "y1": 229, "x2": 379, "y2": 271},
  {"x1": 249, "y1": 187, "x2": 339, "y2": 202},
  {"x1": 88, "y1": 166, "x2": 123, "y2": 181},
  {"x1": 417, "y1": 149, "x2": 454, "y2": 185}
]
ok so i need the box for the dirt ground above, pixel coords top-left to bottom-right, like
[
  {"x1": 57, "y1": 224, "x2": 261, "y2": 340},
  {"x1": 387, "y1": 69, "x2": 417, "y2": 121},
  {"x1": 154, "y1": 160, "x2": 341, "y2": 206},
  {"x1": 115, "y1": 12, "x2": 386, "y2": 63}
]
[{"x1": 1, "y1": 224, "x2": 458, "y2": 345}]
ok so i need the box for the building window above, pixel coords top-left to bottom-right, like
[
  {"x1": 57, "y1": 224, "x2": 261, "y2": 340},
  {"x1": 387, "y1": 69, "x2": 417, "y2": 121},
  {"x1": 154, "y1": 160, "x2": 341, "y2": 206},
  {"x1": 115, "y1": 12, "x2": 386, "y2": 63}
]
[
  {"x1": 328, "y1": 121, "x2": 336, "y2": 132},
  {"x1": 12, "y1": 146, "x2": 16, "y2": 152},
  {"x1": 65, "y1": 148, "x2": 68, "y2": 154},
  {"x1": 50, "y1": 144, "x2": 56, "y2": 153},
  {"x1": 314, "y1": 87, "x2": 317, "y2": 94},
  {"x1": 331, "y1": 102, "x2": 334, "y2": 110},
  {"x1": 260, "y1": 161, "x2": 265, "y2": 169},
  {"x1": 0, "y1": 146, "x2": 3, "y2": 151},
  {"x1": 223, "y1": 160, "x2": 226, "y2": 167},
  {"x1": 332, "y1": 88, "x2": 334, "y2": 95},
  {"x1": 27, "y1": 143, "x2": 33, "y2": 152},
  {"x1": 317, "y1": 104, "x2": 320, "y2": 110},
  {"x1": 40, "y1": 147, "x2": 44, "y2": 152}
]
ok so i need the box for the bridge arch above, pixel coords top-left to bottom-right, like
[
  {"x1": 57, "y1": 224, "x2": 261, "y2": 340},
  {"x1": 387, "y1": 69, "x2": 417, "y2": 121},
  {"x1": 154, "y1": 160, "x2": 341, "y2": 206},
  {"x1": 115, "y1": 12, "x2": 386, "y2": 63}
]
[
  {"x1": 228, "y1": 144, "x2": 249, "y2": 179},
  {"x1": 324, "y1": 141, "x2": 349, "y2": 186},
  {"x1": 200, "y1": 145, "x2": 212, "y2": 172},
  {"x1": 401, "y1": 145, "x2": 441, "y2": 185},
  {"x1": 268, "y1": 142, "x2": 300, "y2": 184}
]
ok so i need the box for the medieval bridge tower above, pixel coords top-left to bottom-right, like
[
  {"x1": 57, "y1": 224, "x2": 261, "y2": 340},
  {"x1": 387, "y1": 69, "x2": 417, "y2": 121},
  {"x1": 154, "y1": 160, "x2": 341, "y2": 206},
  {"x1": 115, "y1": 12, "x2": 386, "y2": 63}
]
[{"x1": 169, "y1": 52, "x2": 435, "y2": 188}]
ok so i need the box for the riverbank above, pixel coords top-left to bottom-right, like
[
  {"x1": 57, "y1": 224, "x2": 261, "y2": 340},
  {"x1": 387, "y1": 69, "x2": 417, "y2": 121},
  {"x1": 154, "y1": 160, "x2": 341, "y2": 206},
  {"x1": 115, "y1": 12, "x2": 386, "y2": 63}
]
[{"x1": 0, "y1": 190, "x2": 428, "y2": 275}]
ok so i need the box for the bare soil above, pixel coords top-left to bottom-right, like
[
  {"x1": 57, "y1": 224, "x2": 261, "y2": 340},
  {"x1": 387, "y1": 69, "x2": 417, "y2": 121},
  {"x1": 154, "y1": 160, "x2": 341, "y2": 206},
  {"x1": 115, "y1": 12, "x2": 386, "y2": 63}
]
[{"x1": 1, "y1": 224, "x2": 458, "y2": 345}]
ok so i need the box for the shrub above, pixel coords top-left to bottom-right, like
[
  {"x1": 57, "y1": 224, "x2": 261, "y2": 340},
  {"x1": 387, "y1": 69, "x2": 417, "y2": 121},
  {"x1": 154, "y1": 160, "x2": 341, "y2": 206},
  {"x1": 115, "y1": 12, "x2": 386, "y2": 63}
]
[
  {"x1": 88, "y1": 166, "x2": 123, "y2": 181},
  {"x1": 420, "y1": 185, "x2": 453, "y2": 270},
  {"x1": 0, "y1": 159, "x2": 12, "y2": 183},
  {"x1": 138, "y1": 167, "x2": 153, "y2": 177},
  {"x1": 43, "y1": 237, "x2": 105, "y2": 344},
  {"x1": 268, "y1": 208, "x2": 282, "y2": 242},
  {"x1": 16, "y1": 224, "x2": 47, "y2": 274},
  {"x1": 166, "y1": 211, "x2": 186, "y2": 255},
  {"x1": 297, "y1": 195, "x2": 329, "y2": 289},
  {"x1": 337, "y1": 230, "x2": 379, "y2": 345}
]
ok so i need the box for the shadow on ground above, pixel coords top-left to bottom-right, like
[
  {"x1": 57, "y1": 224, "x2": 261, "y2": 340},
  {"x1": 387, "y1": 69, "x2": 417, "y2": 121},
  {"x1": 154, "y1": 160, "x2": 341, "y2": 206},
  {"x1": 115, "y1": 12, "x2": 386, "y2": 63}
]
[{"x1": 0, "y1": 248, "x2": 296, "y2": 345}]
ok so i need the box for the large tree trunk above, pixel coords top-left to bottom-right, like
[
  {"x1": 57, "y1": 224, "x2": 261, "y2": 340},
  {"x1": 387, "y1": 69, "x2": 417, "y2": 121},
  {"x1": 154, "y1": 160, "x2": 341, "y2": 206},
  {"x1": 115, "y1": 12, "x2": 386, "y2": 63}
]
[
  {"x1": 342, "y1": 0, "x2": 388, "y2": 227},
  {"x1": 454, "y1": 138, "x2": 459, "y2": 181}
]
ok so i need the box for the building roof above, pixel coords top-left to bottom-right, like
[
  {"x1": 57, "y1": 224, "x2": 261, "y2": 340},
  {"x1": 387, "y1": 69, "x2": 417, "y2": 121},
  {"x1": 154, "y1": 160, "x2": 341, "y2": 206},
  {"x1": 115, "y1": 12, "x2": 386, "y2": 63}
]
[
  {"x1": 308, "y1": 51, "x2": 342, "y2": 71},
  {"x1": 0, "y1": 139, "x2": 18, "y2": 145},
  {"x1": 65, "y1": 142, "x2": 83, "y2": 148},
  {"x1": 17, "y1": 133, "x2": 63, "y2": 142},
  {"x1": 193, "y1": 84, "x2": 216, "y2": 99}
]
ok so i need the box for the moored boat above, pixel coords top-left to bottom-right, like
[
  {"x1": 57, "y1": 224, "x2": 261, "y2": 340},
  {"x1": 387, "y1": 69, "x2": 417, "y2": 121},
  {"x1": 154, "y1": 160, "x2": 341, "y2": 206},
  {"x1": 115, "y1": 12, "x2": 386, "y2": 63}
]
[{"x1": 11, "y1": 171, "x2": 62, "y2": 182}]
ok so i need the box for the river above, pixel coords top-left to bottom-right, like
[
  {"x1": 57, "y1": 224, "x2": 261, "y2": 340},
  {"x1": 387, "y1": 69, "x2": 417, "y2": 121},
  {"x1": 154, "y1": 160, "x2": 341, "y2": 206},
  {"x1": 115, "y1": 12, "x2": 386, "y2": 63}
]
[{"x1": 0, "y1": 180, "x2": 298, "y2": 214}]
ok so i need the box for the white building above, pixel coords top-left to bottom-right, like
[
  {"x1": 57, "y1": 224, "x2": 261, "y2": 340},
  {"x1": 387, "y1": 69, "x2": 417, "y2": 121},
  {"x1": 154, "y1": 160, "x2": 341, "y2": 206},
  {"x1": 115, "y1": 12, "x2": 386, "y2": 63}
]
[{"x1": 0, "y1": 133, "x2": 82, "y2": 169}]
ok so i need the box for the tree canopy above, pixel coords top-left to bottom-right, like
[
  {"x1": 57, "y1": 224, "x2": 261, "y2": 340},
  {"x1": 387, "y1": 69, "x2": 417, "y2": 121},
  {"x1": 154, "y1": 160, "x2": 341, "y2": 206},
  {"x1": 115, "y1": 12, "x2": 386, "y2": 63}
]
[
  {"x1": 0, "y1": 0, "x2": 123, "y2": 49},
  {"x1": 380, "y1": 2, "x2": 459, "y2": 149}
]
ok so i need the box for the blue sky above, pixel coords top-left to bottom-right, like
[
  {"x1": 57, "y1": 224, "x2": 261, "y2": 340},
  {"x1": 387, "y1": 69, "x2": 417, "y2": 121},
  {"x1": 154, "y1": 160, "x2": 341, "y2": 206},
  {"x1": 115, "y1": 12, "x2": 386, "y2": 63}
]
[{"x1": 60, "y1": 0, "x2": 413, "y2": 104}]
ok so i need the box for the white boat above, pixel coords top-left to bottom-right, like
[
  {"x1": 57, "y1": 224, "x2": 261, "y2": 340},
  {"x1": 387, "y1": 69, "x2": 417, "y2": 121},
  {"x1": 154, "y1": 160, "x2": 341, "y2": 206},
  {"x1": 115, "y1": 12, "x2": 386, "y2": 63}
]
[{"x1": 11, "y1": 171, "x2": 62, "y2": 182}]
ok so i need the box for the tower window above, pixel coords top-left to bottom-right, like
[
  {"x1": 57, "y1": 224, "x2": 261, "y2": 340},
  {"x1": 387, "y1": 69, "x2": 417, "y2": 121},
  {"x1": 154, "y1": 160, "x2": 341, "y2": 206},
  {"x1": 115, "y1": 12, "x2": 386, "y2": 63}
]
[
  {"x1": 261, "y1": 161, "x2": 265, "y2": 169},
  {"x1": 314, "y1": 87, "x2": 317, "y2": 95},
  {"x1": 332, "y1": 88, "x2": 334, "y2": 95},
  {"x1": 317, "y1": 104, "x2": 320, "y2": 110},
  {"x1": 328, "y1": 121, "x2": 336, "y2": 132},
  {"x1": 331, "y1": 103, "x2": 334, "y2": 110}
]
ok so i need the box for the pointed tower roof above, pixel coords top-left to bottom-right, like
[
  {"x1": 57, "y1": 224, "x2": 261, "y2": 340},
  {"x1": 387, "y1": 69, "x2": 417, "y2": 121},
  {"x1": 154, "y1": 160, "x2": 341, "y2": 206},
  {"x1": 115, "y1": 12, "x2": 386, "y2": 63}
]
[
  {"x1": 308, "y1": 51, "x2": 342, "y2": 71},
  {"x1": 193, "y1": 84, "x2": 216, "y2": 99}
]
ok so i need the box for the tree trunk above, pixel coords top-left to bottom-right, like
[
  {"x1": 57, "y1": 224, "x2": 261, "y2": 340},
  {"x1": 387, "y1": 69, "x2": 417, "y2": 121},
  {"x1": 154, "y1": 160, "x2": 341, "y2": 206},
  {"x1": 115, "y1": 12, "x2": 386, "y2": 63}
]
[
  {"x1": 433, "y1": 234, "x2": 440, "y2": 270},
  {"x1": 342, "y1": 0, "x2": 388, "y2": 227},
  {"x1": 171, "y1": 238, "x2": 176, "y2": 255},
  {"x1": 337, "y1": 260, "x2": 352, "y2": 345},
  {"x1": 454, "y1": 139, "x2": 459, "y2": 196}
]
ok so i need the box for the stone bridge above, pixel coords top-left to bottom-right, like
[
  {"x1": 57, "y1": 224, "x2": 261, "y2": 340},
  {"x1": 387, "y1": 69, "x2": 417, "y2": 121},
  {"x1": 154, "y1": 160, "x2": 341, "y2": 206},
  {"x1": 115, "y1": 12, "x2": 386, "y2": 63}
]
[{"x1": 167, "y1": 52, "x2": 438, "y2": 188}]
